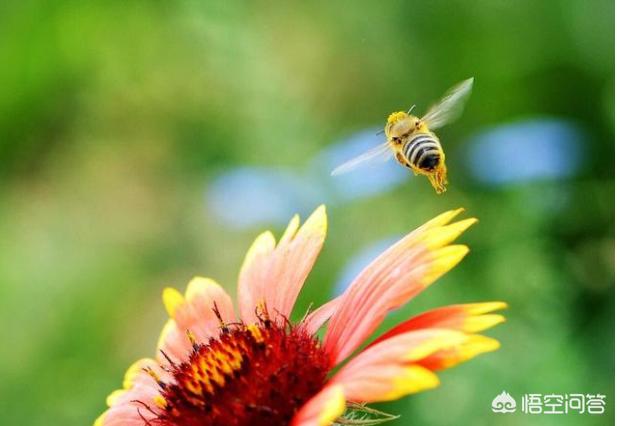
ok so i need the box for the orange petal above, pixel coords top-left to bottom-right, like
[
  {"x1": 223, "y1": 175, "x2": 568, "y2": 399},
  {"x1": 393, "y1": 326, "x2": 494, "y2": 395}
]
[
  {"x1": 330, "y1": 329, "x2": 466, "y2": 402},
  {"x1": 338, "y1": 364, "x2": 440, "y2": 402},
  {"x1": 370, "y1": 301, "x2": 507, "y2": 347},
  {"x1": 291, "y1": 385, "x2": 346, "y2": 426},
  {"x1": 237, "y1": 205, "x2": 327, "y2": 323},
  {"x1": 418, "y1": 334, "x2": 501, "y2": 371},
  {"x1": 323, "y1": 209, "x2": 475, "y2": 364}
]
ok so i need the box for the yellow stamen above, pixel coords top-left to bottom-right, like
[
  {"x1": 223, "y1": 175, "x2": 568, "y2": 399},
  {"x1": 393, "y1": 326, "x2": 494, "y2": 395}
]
[
  {"x1": 247, "y1": 324, "x2": 264, "y2": 343},
  {"x1": 154, "y1": 395, "x2": 167, "y2": 408}
]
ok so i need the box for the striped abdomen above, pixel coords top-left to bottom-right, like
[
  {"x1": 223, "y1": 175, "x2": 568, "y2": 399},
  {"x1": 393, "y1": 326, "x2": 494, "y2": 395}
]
[{"x1": 402, "y1": 133, "x2": 443, "y2": 171}]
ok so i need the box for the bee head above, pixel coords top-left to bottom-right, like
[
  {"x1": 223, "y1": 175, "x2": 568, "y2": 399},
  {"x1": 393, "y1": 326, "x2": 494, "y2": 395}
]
[{"x1": 385, "y1": 111, "x2": 416, "y2": 138}]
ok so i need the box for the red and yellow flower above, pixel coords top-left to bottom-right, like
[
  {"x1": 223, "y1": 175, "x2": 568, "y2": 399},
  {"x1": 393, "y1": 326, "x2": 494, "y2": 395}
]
[{"x1": 96, "y1": 206, "x2": 505, "y2": 426}]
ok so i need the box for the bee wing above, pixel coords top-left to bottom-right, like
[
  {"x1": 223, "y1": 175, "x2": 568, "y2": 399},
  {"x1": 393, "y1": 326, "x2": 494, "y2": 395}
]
[
  {"x1": 331, "y1": 142, "x2": 393, "y2": 176},
  {"x1": 421, "y1": 77, "x2": 474, "y2": 130}
]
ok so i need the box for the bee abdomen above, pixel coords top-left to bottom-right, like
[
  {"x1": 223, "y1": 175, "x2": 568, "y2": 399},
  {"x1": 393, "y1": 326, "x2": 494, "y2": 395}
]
[{"x1": 403, "y1": 133, "x2": 442, "y2": 171}]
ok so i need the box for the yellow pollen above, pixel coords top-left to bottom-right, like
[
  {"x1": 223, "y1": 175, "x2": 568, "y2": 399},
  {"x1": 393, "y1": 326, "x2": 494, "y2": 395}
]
[
  {"x1": 214, "y1": 352, "x2": 234, "y2": 375},
  {"x1": 387, "y1": 111, "x2": 408, "y2": 124},
  {"x1": 247, "y1": 324, "x2": 264, "y2": 343},
  {"x1": 154, "y1": 395, "x2": 167, "y2": 408},
  {"x1": 185, "y1": 379, "x2": 203, "y2": 396},
  {"x1": 210, "y1": 370, "x2": 225, "y2": 387},
  {"x1": 148, "y1": 321, "x2": 331, "y2": 425}
]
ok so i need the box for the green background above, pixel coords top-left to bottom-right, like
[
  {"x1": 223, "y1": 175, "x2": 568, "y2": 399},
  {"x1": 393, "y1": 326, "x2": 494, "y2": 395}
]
[{"x1": 0, "y1": 1, "x2": 613, "y2": 425}]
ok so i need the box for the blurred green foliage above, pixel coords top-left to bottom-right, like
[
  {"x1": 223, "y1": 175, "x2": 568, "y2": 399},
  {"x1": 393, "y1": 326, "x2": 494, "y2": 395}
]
[{"x1": 0, "y1": 1, "x2": 613, "y2": 425}]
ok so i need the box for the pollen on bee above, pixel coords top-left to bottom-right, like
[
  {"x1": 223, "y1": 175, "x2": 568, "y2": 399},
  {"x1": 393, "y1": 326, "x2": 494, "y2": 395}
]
[{"x1": 387, "y1": 111, "x2": 408, "y2": 124}]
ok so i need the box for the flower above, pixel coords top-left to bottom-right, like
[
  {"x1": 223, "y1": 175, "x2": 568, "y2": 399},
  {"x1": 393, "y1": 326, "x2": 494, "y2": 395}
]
[{"x1": 95, "y1": 206, "x2": 506, "y2": 426}]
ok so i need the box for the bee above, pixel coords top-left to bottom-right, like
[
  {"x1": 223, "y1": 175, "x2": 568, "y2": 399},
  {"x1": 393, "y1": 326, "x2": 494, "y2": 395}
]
[{"x1": 331, "y1": 78, "x2": 474, "y2": 194}]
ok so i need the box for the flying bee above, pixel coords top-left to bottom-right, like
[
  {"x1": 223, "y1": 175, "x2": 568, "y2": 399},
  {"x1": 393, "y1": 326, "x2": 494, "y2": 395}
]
[{"x1": 331, "y1": 77, "x2": 474, "y2": 194}]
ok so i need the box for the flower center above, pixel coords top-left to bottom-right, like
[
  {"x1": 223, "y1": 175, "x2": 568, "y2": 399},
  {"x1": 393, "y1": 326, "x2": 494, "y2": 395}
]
[{"x1": 144, "y1": 319, "x2": 330, "y2": 426}]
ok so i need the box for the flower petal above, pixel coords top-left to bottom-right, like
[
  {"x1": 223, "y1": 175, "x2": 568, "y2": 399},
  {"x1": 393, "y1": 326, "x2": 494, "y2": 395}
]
[
  {"x1": 417, "y1": 334, "x2": 501, "y2": 371},
  {"x1": 95, "y1": 358, "x2": 164, "y2": 426},
  {"x1": 329, "y1": 329, "x2": 467, "y2": 402},
  {"x1": 291, "y1": 385, "x2": 346, "y2": 426},
  {"x1": 156, "y1": 319, "x2": 192, "y2": 363},
  {"x1": 238, "y1": 205, "x2": 327, "y2": 323},
  {"x1": 370, "y1": 301, "x2": 507, "y2": 347},
  {"x1": 302, "y1": 296, "x2": 342, "y2": 335},
  {"x1": 237, "y1": 230, "x2": 276, "y2": 322},
  {"x1": 165, "y1": 277, "x2": 234, "y2": 342},
  {"x1": 337, "y1": 364, "x2": 439, "y2": 402},
  {"x1": 323, "y1": 209, "x2": 475, "y2": 365},
  {"x1": 156, "y1": 278, "x2": 235, "y2": 363}
]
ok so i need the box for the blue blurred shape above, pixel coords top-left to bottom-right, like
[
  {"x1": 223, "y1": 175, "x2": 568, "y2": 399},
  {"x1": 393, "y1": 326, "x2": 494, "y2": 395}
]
[
  {"x1": 207, "y1": 167, "x2": 325, "y2": 229},
  {"x1": 466, "y1": 119, "x2": 584, "y2": 186},
  {"x1": 208, "y1": 128, "x2": 409, "y2": 230},
  {"x1": 310, "y1": 128, "x2": 408, "y2": 200},
  {"x1": 334, "y1": 236, "x2": 401, "y2": 296}
]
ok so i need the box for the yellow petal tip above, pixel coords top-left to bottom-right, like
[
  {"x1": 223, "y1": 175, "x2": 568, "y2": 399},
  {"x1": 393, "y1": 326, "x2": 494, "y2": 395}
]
[
  {"x1": 186, "y1": 276, "x2": 221, "y2": 300},
  {"x1": 162, "y1": 287, "x2": 184, "y2": 318},
  {"x1": 386, "y1": 365, "x2": 440, "y2": 399},
  {"x1": 463, "y1": 335, "x2": 501, "y2": 357},
  {"x1": 122, "y1": 359, "x2": 150, "y2": 389},
  {"x1": 422, "y1": 217, "x2": 477, "y2": 249},
  {"x1": 94, "y1": 412, "x2": 106, "y2": 426},
  {"x1": 105, "y1": 389, "x2": 126, "y2": 406},
  {"x1": 421, "y1": 245, "x2": 470, "y2": 286},
  {"x1": 424, "y1": 208, "x2": 466, "y2": 229},
  {"x1": 464, "y1": 301, "x2": 508, "y2": 315},
  {"x1": 156, "y1": 318, "x2": 177, "y2": 351},
  {"x1": 317, "y1": 385, "x2": 346, "y2": 426},
  {"x1": 463, "y1": 314, "x2": 506, "y2": 332},
  {"x1": 303, "y1": 205, "x2": 328, "y2": 237},
  {"x1": 241, "y1": 230, "x2": 277, "y2": 273},
  {"x1": 280, "y1": 214, "x2": 301, "y2": 243},
  {"x1": 406, "y1": 330, "x2": 468, "y2": 361}
]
